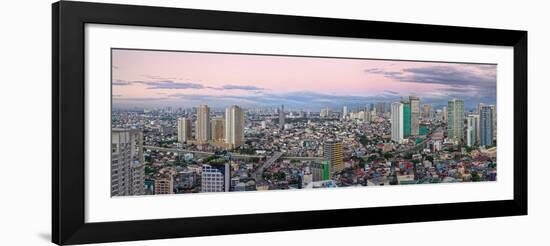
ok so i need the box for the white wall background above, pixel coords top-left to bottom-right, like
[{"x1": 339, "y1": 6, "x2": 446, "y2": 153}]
[{"x1": 0, "y1": 0, "x2": 546, "y2": 245}]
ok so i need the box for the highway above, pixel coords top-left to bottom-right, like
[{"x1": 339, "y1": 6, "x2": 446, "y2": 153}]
[
  {"x1": 254, "y1": 151, "x2": 283, "y2": 181},
  {"x1": 143, "y1": 146, "x2": 264, "y2": 159},
  {"x1": 144, "y1": 146, "x2": 325, "y2": 161}
]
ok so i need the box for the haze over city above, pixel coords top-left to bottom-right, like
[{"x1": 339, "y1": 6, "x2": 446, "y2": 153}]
[{"x1": 112, "y1": 49, "x2": 496, "y2": 110}]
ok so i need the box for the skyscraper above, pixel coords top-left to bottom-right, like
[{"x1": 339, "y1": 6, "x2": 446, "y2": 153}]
[
  {"x1": 225, "y1": 105, "x2": 245, "y2": 147},
  {"x1": 423, "y1": 104, "x2": 432, "y2": 118},
  {"x1": 320, "y1": 107, "x2": 332, "y2": 118},
  {"x1": 279, "y1": 104, "x2": 285, "y2": 129},
  {"x1": 196, "y1": 105, "x2": 211, "y2": 142},
  {"x1": 391, "y1": 102, "x2": 404, "y2": 143},
  {"x1": 466, "y1": 114, "x2": 479, "y2": 147},
  {"x1": 177, "y1": 117, "x2": 192, "y2": 143},
  {"x1": 342, "y1": 106, "x2": 348, "y2": 119},
  {"x1": 403, "y1": 101, "x2": 411, "y2": 138},
  {"x1": 376, "y1": 102, "x2": 386, "y2": 114},
  {"x1": 447, "y1": 99, "x2": 465, "y2": 142},
  {"x1": 480, "y1": 105, "x2": 494, "y2": 147},
  {"x1": 211, "y1": 116, "x2": 224, "y2": 142},
  {"x1": 479, "y1": 103, "x2": 497, "y2": 142},
  {"x1": 410, "y1": 96, "x2": 420, "y2": 135},
  {"x1": 324, "y1": 139, "x2": 343, "y2": 173},
  {"x1": 111, "y1": 129, "x2": 145, "y2": 196},
  {"x1": 201, "y1": 163, "x2": 231, "y2": 192}
]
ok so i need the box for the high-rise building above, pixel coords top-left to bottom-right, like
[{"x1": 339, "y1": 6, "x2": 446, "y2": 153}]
[
  {"x1": 376, "y1": 102, "x2": 386, "y2": 114},
  {"x1": 410, "y1": 96, "x2": 420, "y2": 135},
  {"x1": 111, "y1": 129, "x2": 145, "y2": 196},
  {"x1": 324, "y1": 140, "x2": 343, "y2": 173},
  {"x1": 177, "y1": 117, "x2": 192, "y2": 143},
  {"x1": 403, "y1": 101, "x2": 411, "y2": 138},
  {"x1": 480, "y1": 105, "x2": 494, "y2": 147},
  {"x1": 423, "y1": 104, "x2": 432, "y2": 118},
  {"x1": 479, "y1": 103, "x2": 497, "y2": 142},
  {"x1": 279, "y1": 104, "x2": 285, "y2": 129},
  {"x1": 211, "y1": 116, "x2": 224, "y2": 142},
  {"x1": 320, "y1": 107, "x2": 332, "y2": 118},
  {"x1": 391, "y1": 102, "x2": 404, "y2": 143},
  {"x1": 442, "y1": 106, "x2": 447, "y2": 122},
  {"x1": 196, "y1": 105, "x2": 211, "y2": 142},
  {"x1": 466, "y1": 114, "x2": 479, "y2": 147},
  {"x1": 225, "y1": 105, "x2": 245, "y2": 147},
  {"x1": 342, "y1": 106, "x2": 348, "y2": 119},
  {"x1": 447, "y1": 99, "x2": 465, "y2": 142},
  {"x1": 201, "y1": 163, "x2": 231, "y2": 192}
]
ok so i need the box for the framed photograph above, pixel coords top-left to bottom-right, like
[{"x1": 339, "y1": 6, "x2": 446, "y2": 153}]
[{"x1": 52, "y1": 1, "x2": 527, "y2": 245}]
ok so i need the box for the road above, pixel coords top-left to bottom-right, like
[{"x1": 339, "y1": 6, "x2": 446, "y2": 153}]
[
  {"x1": 143, "y1": 146, "x2": 264, "y2": 159},
  {"x1": 144, "y1": 146, "x2": 325, "y2": 161},
  {"x1": 253, "y1": 151, "x2": 283, "y2": 181}
]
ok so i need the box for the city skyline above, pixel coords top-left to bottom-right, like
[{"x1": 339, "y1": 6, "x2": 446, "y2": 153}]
[
  {"x1": 111, "y1": 48, "x2": 497, "y2": 197},
  {"x1": 112, "y1": 49, "x2": 497, "y2": 110}
]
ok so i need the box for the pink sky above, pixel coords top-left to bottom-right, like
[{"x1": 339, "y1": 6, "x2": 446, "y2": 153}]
[{"x1": 112, "y1": 49, "x2": 496, "y2": 108}]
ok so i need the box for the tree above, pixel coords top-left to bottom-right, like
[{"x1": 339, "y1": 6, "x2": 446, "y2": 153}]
[
  {"x1": 273, "y1": 172, "x2": 286, "y2": 181},
  {"x1": 262, "y1": 172, "x2": 272, "y2": 180},
  {"x1": 367, "y1": 155, "x2": 377, "y2": 162},
  {"x1": 471, "y1": 172, "x2": 481, "y2": 182}
]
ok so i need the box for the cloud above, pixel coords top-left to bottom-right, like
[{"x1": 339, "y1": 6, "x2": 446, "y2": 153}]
[
  {"x1": 220, "y1": 84, "x2": 264, "y2": 91},
  {"x1": 112, "y1": 79, "x2": 133, "y2": 86},
  {"x1": 112, "y1": 79, "x2": 205, "y2": 90},
  {"x1": 364, "y1": 64, "x2": 496, "y2": 105},
  {"x1": 400, "y1": 65, "x2": 495, "y2": 87},
  {"x1": 113, "y1": 97, "x2": 168, "y2": 101},
  {"x1": 140, "y1": 80, "x2": 204, "y2": 90},
  {"x1": 383, "y1": 90, "x2": 400, "y2": 95},
  {"x1": 113, "y1": 78, "x2": 263, "y2": 91}
]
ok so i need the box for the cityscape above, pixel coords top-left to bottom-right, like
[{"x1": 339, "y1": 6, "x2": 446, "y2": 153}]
[{"x1": 111, "y1": 49, "x2": 497, "y2": 197}]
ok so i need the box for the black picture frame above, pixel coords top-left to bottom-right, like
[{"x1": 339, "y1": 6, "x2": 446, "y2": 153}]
[{"x1": 52, "y1": 1, "x2": 527, "y2": 245}]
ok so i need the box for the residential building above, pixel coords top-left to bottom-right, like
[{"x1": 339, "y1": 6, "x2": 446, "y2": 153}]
[
  {"x1": 154, "y1": 174, "x2": 174, "y2": 195},
  {"x1": 111, "y1": 129, "x2": 145, "y2": 196},
  {"x1": 196, "y1": 105, "x2": 211, "y2": 142},
  {"x1": 423, "y1": 104, "x2": 431, "y2": 118},
  {"x1": 201, "y1": 163, "x2": 231, "y2": 192},
  {"x1": 447, "y1": 99, "x2": 464, "y2": 142},
  {"x1": 342, "y1": 106, "x2": 348, "y2": 119},
  {"x1": 211, "y1": 116, "x2": 224, "y2": 142},
  {"x1": 466, "y1": 114, "x2": 479, "y2": 147},
  {"x1": 177, "y1": 117, "x2": 192, "y2": 143},
  {"x1": 225, "y1": 105, "x2": 245, "y2": 147},
  {"x1": 391, "y1": 102, "x2": 404, "y2": 143},
  {"x1": 480, "y1": 105, "x2": 494, "y2": 147},
  {"x1": 403, "y1": 101, "x2": 411, "y2": 137},
  {"x1": 410, "y1": 96, "x2": 420, "y2": 135},
  {"x1": 311, "y1": 162, "x2": 330, "y2": 181},
  {"x1": 279, "y1": 104, "x2": 285, "y2": 129},
  {"x1": 324, "y1": 139, "x2": 343, "y2": 173}
]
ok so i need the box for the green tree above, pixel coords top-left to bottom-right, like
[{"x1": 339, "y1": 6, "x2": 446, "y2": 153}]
[{"x1": 471, "y1": 172, "x2": 481, "y2": 182}]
